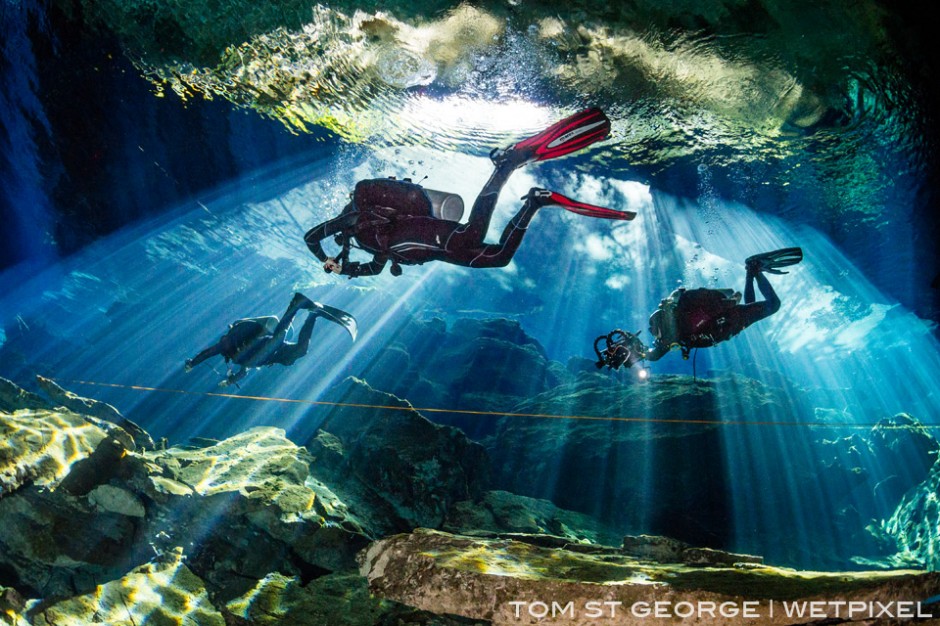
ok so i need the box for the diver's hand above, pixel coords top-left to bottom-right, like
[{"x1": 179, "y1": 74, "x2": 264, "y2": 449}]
[
  {"x1": 218, "y1": 377, "x2": 233, "y2": 388},
  {"x1": 184, "y1": 359, "x2": 194, "y2": 373},
  {"x1": 323, "y1": 257, "x2": 342, "y2": 274}
]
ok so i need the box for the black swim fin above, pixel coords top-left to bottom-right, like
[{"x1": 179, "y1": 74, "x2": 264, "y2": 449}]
[
  {"x1": 491, "y1": 107, "x2": 611, "y2": 169},
  {"x1": 312, "y1": 302, "x2": 358, "y2": 341},
  {"x1": 745, "y1": 247, "x2": 804, "y2": 275},
  {"x1": 528, "y1": 189, "x2": 636, "y2": 220}
]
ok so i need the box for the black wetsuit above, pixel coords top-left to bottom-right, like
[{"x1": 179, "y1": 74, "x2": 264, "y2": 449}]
[
  {"x1": 646, "y1": 266, "x2": 780, "y2": 360},
  {"x1": 187, "y1": 296, "x2": 318, "y2": 385},
  {"x1": 304, "y1": 161, "x2": 539, "y2": 277}
]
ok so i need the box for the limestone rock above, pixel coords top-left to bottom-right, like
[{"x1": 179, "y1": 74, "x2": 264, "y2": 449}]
[
  {"x1": 87, "y1": 484, "x2": 146, "y2": 517},
  {"x1": 0, "y1": 377, "x2": 51, "y2": 414},
  {"x1": 621, "y1": 535, "x2": 691, "y2": 562},
  {"x1": 35, "y1": 375, "x2": 155, "y2": 450},
  {"x1": 30, "y1": 549, "x2": 225, "y2": 626},
  {"x1": 361, "y1": 529, "x2": 940, "y2": 626},
  {"x1": 226, "y1": 570, "x2": 489, "y2": 626},
  {"x1": 0, "y1": 408, "x2": 109, "y2": 495},
  {"x1": 0, "y1": 587, "x2": 27, "y2": 626},
  {"x1": 133, "y1": 426, "x2": 372, "y2": 598},
  {"x1": 310, "y1": 378, "x2": 490, "y2": 532},
  {"x1": 881, "y1": 458, "x2": 940, "y2": 570},
  {"x1": 817, "y1": 412, "x2": 939, "y2": 562},
  {"x1": 0, "y1": 419, "x2": 373, "y2": 603},
  {"x1": 225, "y1": 571, "x2": 386, "y2": 626},
  {"x1": 444, "y1": 490, "x2": 622, "y2": 546},
  {"x1": 0, "y1": 482, "x2": 142, "y2": 598},
  {"x1": 621, "y1": 535, "x2": 762, "y2": 567}
]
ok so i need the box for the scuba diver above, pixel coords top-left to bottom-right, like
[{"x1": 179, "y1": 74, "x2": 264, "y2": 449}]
[
  {"x1": 304, "y1": 107, "x2": 636, "y2": 278},
  {"x1": 594, "y1": 329, "x2": 648, "y2": 371},
  {"x1": 184, "y1": 292, "x2": 357, "y2": 387},
  {"x1": 594, "y1": 247, "x2": 803, "y2": 370}
]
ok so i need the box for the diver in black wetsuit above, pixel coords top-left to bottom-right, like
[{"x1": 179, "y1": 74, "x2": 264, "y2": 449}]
[
  {"x1": 184, "y1": 292, "x2": 357, "y2": 387},
  {"x1": 594, "y1": 248, "x2": 803, "y2": 369},
  {"x1": 304, "y1": 108, "x2": 635, "y2": 278},
  {"x1": 645, "y1": 248, "x2": 802, "y2": 361}
]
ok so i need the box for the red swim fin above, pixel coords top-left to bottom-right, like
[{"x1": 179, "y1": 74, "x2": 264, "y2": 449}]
[
  {"x1": 530, "y1": 189, "x2": 636, "y2": 221},
  {"x1": 492, "y1": 107, "x2": 612, "y2": 168}
]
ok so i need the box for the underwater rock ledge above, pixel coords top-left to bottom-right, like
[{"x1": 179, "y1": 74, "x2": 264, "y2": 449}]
[
  {"x1": 1, "y1": 375, "x2": 939, "y2": 625},
  {"x1": 360, "y1": 529, "x2": 940, "y2": 626}
]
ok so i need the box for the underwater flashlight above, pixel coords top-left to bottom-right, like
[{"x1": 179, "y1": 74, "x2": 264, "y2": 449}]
[{"x1": 637, "y1": 367, "x2": 650, "y2": 381}]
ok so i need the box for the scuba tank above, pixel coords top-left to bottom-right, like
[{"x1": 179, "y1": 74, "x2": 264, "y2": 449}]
[{"x1": 424, "y1": 188, "x2": 465, "y2": 221}]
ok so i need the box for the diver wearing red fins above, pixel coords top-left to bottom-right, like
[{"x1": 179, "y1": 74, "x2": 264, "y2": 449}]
[
  {"x1": 595, "y1": 247, "x2": 804, "y2": 370},
  {"x1": 304, "y1": 107, "x2": 635, "y2": 278}
]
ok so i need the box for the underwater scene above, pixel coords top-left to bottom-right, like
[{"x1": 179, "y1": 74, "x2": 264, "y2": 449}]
[{"x1": 2, "y1": 0, "x2": 940, "y2": 623}]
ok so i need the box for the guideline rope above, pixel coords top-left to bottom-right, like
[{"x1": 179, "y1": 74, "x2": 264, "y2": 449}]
[{"x1": 51, "y1": 378, "x2": 940, "y2": 430}]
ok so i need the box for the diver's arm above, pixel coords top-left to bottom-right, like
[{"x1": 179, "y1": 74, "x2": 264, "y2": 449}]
[
  {"x1": 186, "y1": 343, "x2": 222, "y2": 370},
  {"x1": 219, "y1": 366, "x2": 248, "y2": 388},
  {"x1": 304, "y1": 213, "x2": 357, "y2": 261},
  {"x1": 644, "y1": 340, "x2": 672, "y2": 362},
  {"x1": 340, "y1": 255, "x2": 388, "y2": 278}
]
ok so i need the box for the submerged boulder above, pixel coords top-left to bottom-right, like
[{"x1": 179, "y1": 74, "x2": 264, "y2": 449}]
[
  {"x1": 29, "y1": 549, "x2": 225, "y2": 626},
  {"x1": 132, "y1": 426, "x2": 371, "y2": 600},
  {"x1": 0, "y1": 378, "x2": 51, "y2": 414},
  {"x1": 0, "y1": 381, "x2": 144, "y2": 598},
  {"x1": 225, "y1": 570, "x2": 488, "y2": 626},
  {"x1": 0, "y1": 408, "x2": 112, "y2": 495},
  {"x1": 308, "y1": 377, "x2": 490, "y2": 533},
  {"x1": 0, "y1": 379, "x2": 374, "y2": 603},
  {"x1": 444, "y1": 490, "x2": 623, "y2": 546},
  {"x1": 881, "y1": 458, "x2": 940, "y2": 570},
  {"x1": 35, "y1": 375, "x2": 155, "y2": 450},
  {"x1": 360, "y1": 529, "x2": 940, "y2": 626},
  {"x1": 816, "y1": 413, "x2": 939, "y2": 562}
]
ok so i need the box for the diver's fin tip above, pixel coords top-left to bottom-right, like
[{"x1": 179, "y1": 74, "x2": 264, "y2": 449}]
[
  {"x1": 501, "y1": 107, "x2": 611, "y2": 167},
  {"x1": 746, "y1": 246, "x2": 804, "y2": 272},
  {"x1": 530, "y1": 189, "x2": 634, "y2": 221}
]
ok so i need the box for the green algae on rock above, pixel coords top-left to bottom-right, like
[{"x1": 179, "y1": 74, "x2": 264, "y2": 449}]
[
  {"x1": 360, "y1": 529, "x2": 940, "y2": 625},
  {"x1": 30, "y1": 549, "x2": 225, "y2": 626}
]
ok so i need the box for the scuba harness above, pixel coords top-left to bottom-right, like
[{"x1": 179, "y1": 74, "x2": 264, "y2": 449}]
[{"x1": 333, "y1": 177, "x2": 466, "y2": 277}]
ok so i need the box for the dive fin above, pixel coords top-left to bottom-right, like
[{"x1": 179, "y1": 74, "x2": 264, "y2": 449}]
[
  {"x1": 492, "y1": 107, "x2": 611, "y2": 168},
  {"x1": 745, "y1": 247, "x2": 803, "y2": 275},
  {"x1": 312, "y1": 302, "x2": 358, "y2": 341},
  {"x1": 529, "y1": 189, "x2": 636, "y2": 221}
]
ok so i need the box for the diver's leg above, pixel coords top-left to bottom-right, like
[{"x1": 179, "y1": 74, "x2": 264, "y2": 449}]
[
  {"x1": 754, "y1": 270, "x2": 781, "y2": 312},
  {"x1": 446, "y1": 194, "x2": 540, "y2": 268},
  {"x1": 744, "y1": 267, "x2": 756, "y2": 304},
  {"x1": 271, "y1": 293, "x2": 313, "y2": 337},
  {"x1": 267, "y1": 313, "x2": 318, "y2": 366},
  {"x1": 450, "y1": 162, "x2": 516, "y2": 245},
  {"x1": 737, "y1": 269, "x2": 781, "y2": 327}
]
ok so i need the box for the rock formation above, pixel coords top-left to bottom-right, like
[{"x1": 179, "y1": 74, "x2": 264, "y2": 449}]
[
  {"x1": 361, "y1": 529, "x2": 940, "y2": 626},
  {"x1": 1, "y1": 373, "x2": 938, "y2": 625}
]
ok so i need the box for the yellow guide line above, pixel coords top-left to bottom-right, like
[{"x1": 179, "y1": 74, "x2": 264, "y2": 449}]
[{"x1": 54, "y1": 378, "x2": 940, "y2": 430}]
